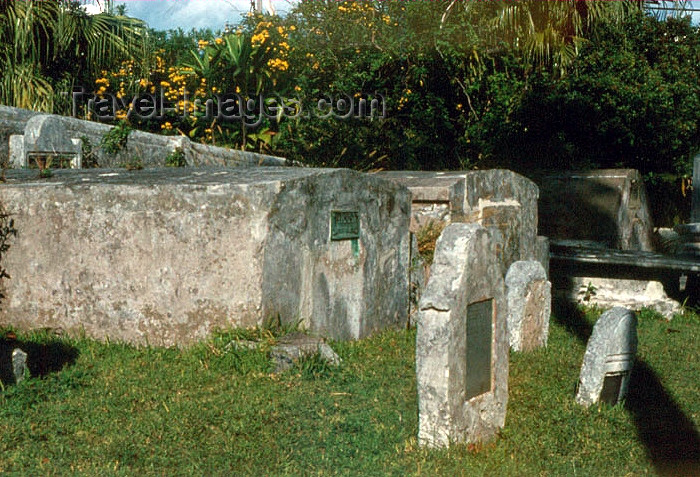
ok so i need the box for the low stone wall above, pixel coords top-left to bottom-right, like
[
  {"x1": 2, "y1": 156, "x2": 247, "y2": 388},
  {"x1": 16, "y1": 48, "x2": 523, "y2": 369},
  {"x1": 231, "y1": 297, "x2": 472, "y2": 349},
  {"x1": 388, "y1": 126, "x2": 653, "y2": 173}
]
[
  {"x1": 0, "y1": 105, "x2": 289, "y2": 169},
  {"x1": 0, "y1": 167, "x2": 410, "y2": 345}
]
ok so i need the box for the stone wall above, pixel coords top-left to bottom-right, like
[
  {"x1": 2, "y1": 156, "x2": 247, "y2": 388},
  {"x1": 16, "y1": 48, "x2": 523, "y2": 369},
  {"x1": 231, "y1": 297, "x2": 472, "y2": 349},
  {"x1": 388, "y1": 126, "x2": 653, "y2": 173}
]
[{"x1": 0, "y1": 167, "x2": 410, "y2": 345}]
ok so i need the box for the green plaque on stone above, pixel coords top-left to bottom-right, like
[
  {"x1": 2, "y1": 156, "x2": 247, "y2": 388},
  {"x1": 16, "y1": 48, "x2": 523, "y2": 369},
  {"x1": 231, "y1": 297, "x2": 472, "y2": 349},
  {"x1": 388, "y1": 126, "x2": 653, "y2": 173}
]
[
  {"x1": 466, "y1": 299, "x2": 493, "y2": 400},
  {"x1": 330, "y1": 210, "x2": 360, "y2": 241}
]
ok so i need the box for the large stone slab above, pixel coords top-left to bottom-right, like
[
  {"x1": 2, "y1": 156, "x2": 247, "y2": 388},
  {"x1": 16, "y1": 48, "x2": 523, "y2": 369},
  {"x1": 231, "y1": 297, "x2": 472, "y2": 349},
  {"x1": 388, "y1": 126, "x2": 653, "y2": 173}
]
[
  {"x1": 416, "y1": 223, "x2": 507, "y2": 448},
  {"x1": 0, "y1": 167, "x2": 410, "y2": 345},
  {"x1": 576, "y1": 307, "x2": 637, "y2": 407},
  {"x1": 505, "y1": 261, "x2": 551, "y2": 352}
]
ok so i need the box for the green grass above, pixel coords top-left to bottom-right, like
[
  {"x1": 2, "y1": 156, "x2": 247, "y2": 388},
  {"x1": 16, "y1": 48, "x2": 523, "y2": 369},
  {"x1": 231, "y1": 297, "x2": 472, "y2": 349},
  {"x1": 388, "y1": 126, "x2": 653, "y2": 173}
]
[{"x1": 0, "y1": 306, "x2": 698, "y2": 476}]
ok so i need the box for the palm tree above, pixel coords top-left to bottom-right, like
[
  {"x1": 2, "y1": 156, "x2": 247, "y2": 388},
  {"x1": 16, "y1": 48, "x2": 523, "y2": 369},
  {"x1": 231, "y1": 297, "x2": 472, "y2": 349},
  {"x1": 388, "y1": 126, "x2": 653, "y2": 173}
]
[
  {"x1": 0, "y1": 0, "x2": 146, "y2": 111},
  {"x1": 444, "y1": 0, "x2": 641, "y2": 75}
]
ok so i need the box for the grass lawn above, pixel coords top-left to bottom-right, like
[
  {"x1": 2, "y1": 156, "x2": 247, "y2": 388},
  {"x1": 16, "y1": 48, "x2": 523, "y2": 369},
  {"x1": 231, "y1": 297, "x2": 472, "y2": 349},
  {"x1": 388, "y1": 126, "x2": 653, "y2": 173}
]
[{"x1": 0, "y1": 305, "x2": 697, "y2": 476}]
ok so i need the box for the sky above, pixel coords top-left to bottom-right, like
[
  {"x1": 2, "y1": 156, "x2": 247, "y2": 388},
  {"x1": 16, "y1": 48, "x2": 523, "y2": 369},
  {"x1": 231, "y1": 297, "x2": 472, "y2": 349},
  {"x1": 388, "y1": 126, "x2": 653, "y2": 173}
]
[
  {"x1": 113, "y1": 0, "x2": 295, "y2": 31},
  {"x1": 111, "y1": 0, "x2": 700, "y2": 32}
]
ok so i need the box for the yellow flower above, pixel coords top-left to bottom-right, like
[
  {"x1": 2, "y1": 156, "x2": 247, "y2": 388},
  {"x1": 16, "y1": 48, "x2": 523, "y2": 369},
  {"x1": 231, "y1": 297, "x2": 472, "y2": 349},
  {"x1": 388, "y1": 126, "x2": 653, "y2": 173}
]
[
  {"x1": 215, "y1": 37, "x2": 223, "y2": 45},
  {"x1": 277, "y1": 26, "x2": 284, "y2": 35},
  {"x1": 198, "y1": 39, "x2": 209, "y2": 49},
  {"x1": 161, "y1": 81, "x2": 170, "y2": 87},
  {"x1": 161, "y1": 122, "x2": 173, "y2": 130},
  {"x1": 139, "y1": 78, "x2": 149, "y2": 88},
  {"x1": 289, "y1": 25, "x2": 296, "y2": 31}
]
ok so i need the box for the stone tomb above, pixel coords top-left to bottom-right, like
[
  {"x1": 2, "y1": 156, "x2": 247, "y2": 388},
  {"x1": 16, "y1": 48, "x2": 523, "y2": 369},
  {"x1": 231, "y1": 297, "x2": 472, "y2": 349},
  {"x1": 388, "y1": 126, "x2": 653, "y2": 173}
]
[
  {"x1": 0, "y1": 167, "x2": 410, "y2": 345},
  {"x1": 416, "y1": 223, "x2": 507, "y2": 447},
  {"x1": 576, "y1": 307, "x2": 638, "y2": 407},
  {"x1": 376, "y1": 170, "x2": 541, "y2": 276},
  {"x1": 536, "y1": 169, "x2": 654, "y2": 251},
  {"x1": 505, "y1": 261, "x2": 551, "y2": 352}
]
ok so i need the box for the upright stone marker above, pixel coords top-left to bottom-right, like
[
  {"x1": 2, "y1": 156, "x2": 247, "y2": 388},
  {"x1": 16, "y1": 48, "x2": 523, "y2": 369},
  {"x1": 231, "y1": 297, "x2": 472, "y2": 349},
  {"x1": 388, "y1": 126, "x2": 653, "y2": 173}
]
[
  {"x1": 416, "y1": 223, "x2": 507, "y2": 448},
  {"x1": 22, "y1": 115, "x2": 82, "y2": 168},
  {"x1": 576, "y1": 307, "x2": 637, "y2": 407},
  {"x1": 505, "y1": 261, "x2": 551, "y2": 352}
]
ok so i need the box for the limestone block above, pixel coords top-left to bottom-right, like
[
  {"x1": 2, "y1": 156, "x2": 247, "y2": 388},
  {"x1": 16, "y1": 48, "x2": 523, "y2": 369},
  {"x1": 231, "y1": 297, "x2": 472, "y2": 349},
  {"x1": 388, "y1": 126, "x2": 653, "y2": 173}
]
[
  {"x1": 576, "y1": 307, "x2": 637, "y2": 407},
  {"x1": 505, "y1": 261, "x2": 551, "y2": 352},
  {"x1": 416, "y1": 223, "x2": 507, "y2": 448},
  {"x1": 560, "y1": 277, "x2": 681, "y2": 318}
]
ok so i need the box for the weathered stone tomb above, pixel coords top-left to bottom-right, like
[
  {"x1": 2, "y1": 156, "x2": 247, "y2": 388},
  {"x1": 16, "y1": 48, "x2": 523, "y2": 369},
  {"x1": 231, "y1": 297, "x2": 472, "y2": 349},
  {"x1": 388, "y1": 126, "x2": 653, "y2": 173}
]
[
  {"x1": 576, "y1": 307, "x2": 638, "y2": 407},
  {"x1": 376, "y1": 169, "x2": 542, "y2": 276},
  {"x1": 505, "y1": 260, "x2": 551, "y2": 352},
  {"x1": 0, "y1": 167, "x2": 410, "y2": 345},
  {"x1": 416, "y1": 223, "x2": 508, "y2": 447}
]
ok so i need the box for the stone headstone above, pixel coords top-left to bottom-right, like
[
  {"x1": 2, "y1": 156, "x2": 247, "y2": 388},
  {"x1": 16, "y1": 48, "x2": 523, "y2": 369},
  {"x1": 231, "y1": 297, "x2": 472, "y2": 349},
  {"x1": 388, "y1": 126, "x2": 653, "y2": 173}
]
[
  {"x1": 11, "y1": 348, "x2": 27, "y2": 384},
  {"x1": 23, "y1": 115, "x2": 82, "y2": 168},
  {"x1": 505, "y1": 261, "x2": 551, "y2": 352},
  {"x1": 416, "y1": 223, "x2": 507, "y2": 448},
  {"x1": 576, "y1": 307, "x2": 637, "y2": 407}
]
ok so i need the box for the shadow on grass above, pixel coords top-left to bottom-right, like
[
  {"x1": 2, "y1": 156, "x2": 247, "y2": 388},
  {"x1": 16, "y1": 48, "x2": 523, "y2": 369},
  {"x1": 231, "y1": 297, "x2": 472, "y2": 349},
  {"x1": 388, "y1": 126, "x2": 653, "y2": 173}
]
[
  {"x1": 0, "y1": 336, "x2": 79, "y2": 384},
  {"x1": 625, "y1": 361, "x2": 700, "y2": 476},
  {"x1": 553, "y1": 297, "x2": 700, "y2": 476}
]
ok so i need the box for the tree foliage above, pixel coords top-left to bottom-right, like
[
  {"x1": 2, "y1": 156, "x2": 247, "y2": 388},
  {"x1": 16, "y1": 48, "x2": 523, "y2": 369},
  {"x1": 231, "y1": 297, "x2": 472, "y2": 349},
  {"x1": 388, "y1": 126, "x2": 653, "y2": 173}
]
[{"x1": 0, "y1": 0, "x2": 146, "y2": 111}]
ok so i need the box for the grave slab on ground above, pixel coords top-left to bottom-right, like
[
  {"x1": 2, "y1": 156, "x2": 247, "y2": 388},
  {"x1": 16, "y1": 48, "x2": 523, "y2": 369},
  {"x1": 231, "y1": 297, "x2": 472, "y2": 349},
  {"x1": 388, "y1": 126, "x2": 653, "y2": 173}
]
[
  {"x1": 505, "y1": 261, "x2": 551, "y2": 352},
  {"x1": 0, "y1": 167, "x2": 410, "y2": 345},
  {"x1": 416, "y1": 223, "x2": 507, "y2": 448},
  {"x1": 576, "y1": 307, "x2": 637, "y2": 407}
]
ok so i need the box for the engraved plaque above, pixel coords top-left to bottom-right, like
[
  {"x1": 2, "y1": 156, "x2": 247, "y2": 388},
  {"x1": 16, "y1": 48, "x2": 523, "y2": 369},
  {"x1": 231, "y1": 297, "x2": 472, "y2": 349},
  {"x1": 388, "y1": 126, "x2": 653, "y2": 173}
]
[
  {"x1": 600, "y1": 372, "x2": 624, "y2": 405},
  {"x1": 466, "y1": 299, "x2": 493, "y2": 400},
  {"x1": 330, "y1": 210, "x2": 360, "y2": 241}
]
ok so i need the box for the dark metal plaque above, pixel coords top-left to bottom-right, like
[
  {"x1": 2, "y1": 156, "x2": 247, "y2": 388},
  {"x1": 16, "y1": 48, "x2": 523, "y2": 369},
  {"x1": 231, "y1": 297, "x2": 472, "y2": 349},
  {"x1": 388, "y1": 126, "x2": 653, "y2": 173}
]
[
  {"x1": 330, "y1": 211, "x2": 360, "y2": 241},
  {"x1": 465, "y1": 299, "x2": 493, "y2": 400},
  {"x1": 600, "y1": 373, "x2": 624, "y2": 405}
]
